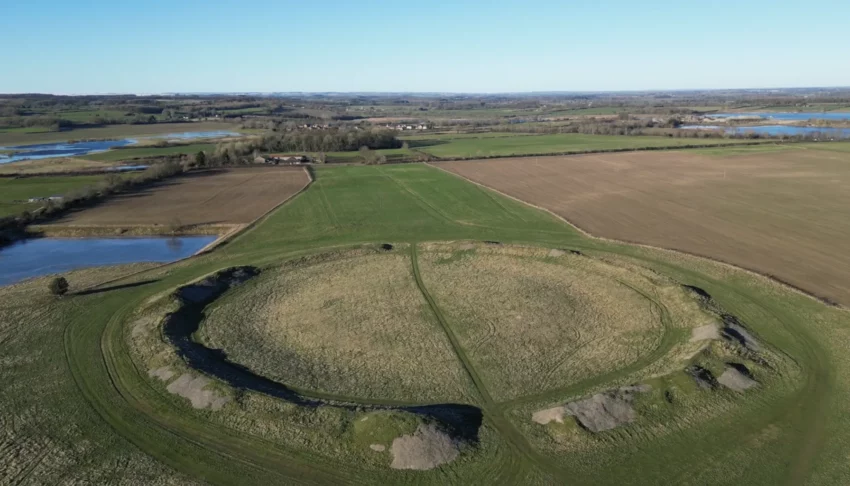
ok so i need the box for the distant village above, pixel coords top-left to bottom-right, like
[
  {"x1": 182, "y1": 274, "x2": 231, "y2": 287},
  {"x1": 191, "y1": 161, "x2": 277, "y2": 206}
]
[{"x1": 272, "y1": 123, "x2": 431, "y2": 132}]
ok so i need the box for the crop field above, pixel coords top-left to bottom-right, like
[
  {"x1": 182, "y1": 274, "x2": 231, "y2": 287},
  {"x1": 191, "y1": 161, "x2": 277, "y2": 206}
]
[
  {"x1": 84, "y1": 142, "x2": 216, "y2": 162},
  {"x1": 47, "y1": 167, "x2": 310, "y2": 229},
  {"x1": 412, "y1": 133, "x2": 759, "y2": 159},
  {"x1": 0, "y1": 174, "x2": 113, "y2": 217},
  {"x1": 0, "y1": 121, "x2": 241, "y2": 145},
  {"x1": 436, "y1": 144, "x2": 850, "y2": 306},
  {"x1": 3, "y1": 161, "x2": 850, "y2": 485}
]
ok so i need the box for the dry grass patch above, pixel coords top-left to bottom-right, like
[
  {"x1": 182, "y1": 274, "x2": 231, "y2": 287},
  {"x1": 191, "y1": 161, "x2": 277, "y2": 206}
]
[
  {"x1": 0, "y1": 157, "x2": 122, "y2": 175},
  {"x1": 197, "y1": 249, "x2": 476, "y2": 403},
  {"x1": 418, "y1": 244, "x2": 682, "y2": 402}
]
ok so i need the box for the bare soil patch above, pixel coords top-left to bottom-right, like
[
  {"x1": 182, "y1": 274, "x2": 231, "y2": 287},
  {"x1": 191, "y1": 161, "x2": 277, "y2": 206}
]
[
  {"x1": 717, "y1": 366, "x2": 759, "y2": 392},
  {"x1": 690, "y1": 324, "x2": 720, "y2": 342},
  {"x1": 533, "y1": 385, "x2": 651, "y2": 433},
  {"x1": 390, "y1": 424, "x2": 461, "y2": 470},
  {"x1": 436, "y1": 148, "x2": 850, "y2": 306},
  {"x1": 48, "y1": 167, "x2": 309, "y2": 229},
  {"x1": 165, "y1": 373, "x2": 230, "y2": 410}
]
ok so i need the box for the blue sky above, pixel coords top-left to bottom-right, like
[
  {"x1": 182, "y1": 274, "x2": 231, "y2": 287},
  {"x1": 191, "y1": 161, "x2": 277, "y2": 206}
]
[{"x1": 2, "y1": 0, "x2": 848, "y2": 94}]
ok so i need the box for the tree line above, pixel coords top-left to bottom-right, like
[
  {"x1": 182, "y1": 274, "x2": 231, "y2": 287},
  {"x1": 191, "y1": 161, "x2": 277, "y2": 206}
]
[{"x1": 196, "y1": 128, "x2": 401, "y2": 166}]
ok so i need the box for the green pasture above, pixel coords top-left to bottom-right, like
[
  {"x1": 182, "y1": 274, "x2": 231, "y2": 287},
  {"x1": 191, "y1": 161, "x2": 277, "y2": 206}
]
[
  {"x1": 85, "y1": 142, "x2": 216, "y2": 161},
  {"x1": 0, "y1": 174, "x2": 110, "y2": 217}
]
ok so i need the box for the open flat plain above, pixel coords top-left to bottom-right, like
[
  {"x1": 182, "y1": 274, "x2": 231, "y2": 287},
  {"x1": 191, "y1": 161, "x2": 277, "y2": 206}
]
[{"x1": 436, "y1": 144, "x2": 850, "y2": 306}]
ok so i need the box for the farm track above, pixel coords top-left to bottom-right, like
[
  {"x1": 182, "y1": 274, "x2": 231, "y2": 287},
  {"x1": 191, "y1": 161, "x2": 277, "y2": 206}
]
[
  {"x1": 411, "y1": 244, "x2": 573, "y2": 482},
  {"x1": 67, "y1": 298, "x2": 366, "y2": 485}
]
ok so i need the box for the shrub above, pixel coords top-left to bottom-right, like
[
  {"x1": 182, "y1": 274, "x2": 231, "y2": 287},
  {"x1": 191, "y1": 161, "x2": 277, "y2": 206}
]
[{"x1": 49, "y1": 277, "x2": 69, "y2": 297}]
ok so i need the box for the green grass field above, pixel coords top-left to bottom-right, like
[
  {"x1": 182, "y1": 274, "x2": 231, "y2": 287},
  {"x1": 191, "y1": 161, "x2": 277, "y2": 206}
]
[
  {"x1": 84, "y1": 142, "x2": 216, "y2": 161},
  {"x1": 0, "y1": 126, "x2": 54, "y2": 135},
  {"x1": 400, "y1": 131, "x2": 536, "y2": 141},
  {"x1": 2, "y1": 162, "x2": 849, "y2": 484},
  {"x1": 0, "y1": 174, "x2": 110, "y2": 217},
  {"x1": 54, "y1": 109, "x2": 144, "y2": 122},
  {"x1": 411, "y1": 133, "x2": 759, "y2": 159},
  {"x1": 323, "y1": 147, "x2": 414, "y2": 163}
]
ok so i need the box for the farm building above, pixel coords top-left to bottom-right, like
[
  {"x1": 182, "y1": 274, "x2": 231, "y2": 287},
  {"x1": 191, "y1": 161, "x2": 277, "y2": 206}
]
[
  {"x1": 258, "y1": 155, "x2": 310, "y2": 165},
  {"x1": 27, "y1": 196, "x2": 64, "y2": 203}
]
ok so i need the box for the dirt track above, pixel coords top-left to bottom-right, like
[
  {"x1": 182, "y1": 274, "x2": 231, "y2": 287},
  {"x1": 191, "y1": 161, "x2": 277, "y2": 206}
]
[
  {"x1": 50, "y1": 167, "x2": 309, "y2": 227},
  {"x1": 437, "y1": 148, "x2": 850, "y2": 306}
]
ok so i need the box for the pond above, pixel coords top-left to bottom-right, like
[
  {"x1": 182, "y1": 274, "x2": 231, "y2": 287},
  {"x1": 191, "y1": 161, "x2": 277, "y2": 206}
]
[
  {"x1": 709, "y1": 112, "x2": 850, "y2": 121},
  {"x1": 147, "y1": 130, "x2": 240, "y2": 140},
  {"x1": 0, "y1": 235, "x2": 217, "y2": 287},
  {"x1": 0, "y1": 139, "x2": 135, "y2": 163},
  {"x1": 680, "y1": 125, "x2": 850, "y2": 138},
  {"x1": 0, "y1": 131, "x2": 241, "y2": 164}
]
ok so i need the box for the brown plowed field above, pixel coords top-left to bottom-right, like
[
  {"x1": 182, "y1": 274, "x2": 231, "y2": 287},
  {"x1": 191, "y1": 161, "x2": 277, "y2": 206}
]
[
  {"x1": 436, "y1": 148, "x2": 850, "y2": 306},
  {"x1": 51, "y1": 167, "x2": 310, "y2": 227}
]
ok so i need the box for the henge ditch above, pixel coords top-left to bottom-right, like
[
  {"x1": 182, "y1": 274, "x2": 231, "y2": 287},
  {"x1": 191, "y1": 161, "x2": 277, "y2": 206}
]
[{"x1": 161, "y1": 265, "x2": 483, "y2": 444}]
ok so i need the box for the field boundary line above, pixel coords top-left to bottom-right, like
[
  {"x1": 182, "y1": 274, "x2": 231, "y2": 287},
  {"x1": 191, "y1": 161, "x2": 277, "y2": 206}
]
[
  {"x1": 198, "y1": 167, "x2": 314, "y2": 254},
  {"x1": 75, "y1": 167, "x2": 313, "y2": 294},
  {"x1": 423, "y1": 140, "x2": 787, "y2": 162},
  {"x1": 426, "y1": 162, "x2": 847, "y2": 311}
]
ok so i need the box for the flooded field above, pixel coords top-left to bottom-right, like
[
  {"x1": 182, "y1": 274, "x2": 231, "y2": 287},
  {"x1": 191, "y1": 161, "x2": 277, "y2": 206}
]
[
  {"x1": 0, "y1": 131, "x2": 240, "y2": 163},
  {"x1": 681, "y1": 125, "x2": 850, "y2": 138},
  {"x1": 0, "y1": 235, "x2": 216, "y2": 286}
]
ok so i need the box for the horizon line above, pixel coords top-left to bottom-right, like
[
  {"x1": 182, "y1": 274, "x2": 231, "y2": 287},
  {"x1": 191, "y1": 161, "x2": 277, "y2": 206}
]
[{"x1": 3, "y1": 85, "x2": 850, "y2": 97}]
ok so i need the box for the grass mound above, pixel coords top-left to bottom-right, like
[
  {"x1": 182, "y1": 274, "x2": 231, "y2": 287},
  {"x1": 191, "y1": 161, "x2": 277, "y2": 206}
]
[
  {"x1": 197, "y1": 247, "x2": 477, "y2": 403},
  {"x1": 418, "y1": 243, "x2": 712, "y2": 401}
]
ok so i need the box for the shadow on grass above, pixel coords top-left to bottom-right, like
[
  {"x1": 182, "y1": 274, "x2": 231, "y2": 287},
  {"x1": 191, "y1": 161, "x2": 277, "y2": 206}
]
[
  {"x1": 76, "y1": 279, "x2": 159, "y2": 296},
  {"x1": 405, "y1": 139, "x2": 450, "y2": 148}
]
